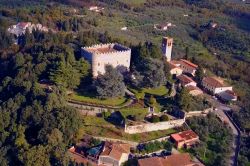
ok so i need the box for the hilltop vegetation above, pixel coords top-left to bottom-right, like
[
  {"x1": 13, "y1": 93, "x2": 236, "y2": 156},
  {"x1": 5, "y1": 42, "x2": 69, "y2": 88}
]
[{"x1": 0, "y1": 0, "x2": 249, "y2": 165}]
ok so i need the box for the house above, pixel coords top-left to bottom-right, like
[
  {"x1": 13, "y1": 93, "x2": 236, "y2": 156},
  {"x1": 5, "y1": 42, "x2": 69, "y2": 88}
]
[
  {"x1": 138, "y1": 153, "x2": 204, "y2": 166},
  {"x1": 98, "y1": 142, "x2": 131, "y2": 166},
  {"x1": 217, "y1": 90, "x2": 237, "y2": 102},
  {"x1": 69, "y1": 141, "x2": 131, "y2": 166},
  {"x1": 171, "y1": 59, "x2": 198, "y2": 76},
  {"x1": 186, "y1": 86, "x2": 203, "y2": 96},
  {"x1": 89, "y1": 6, "x2": 104, "y2": 12},
  {"x1": 81, "y1": 43, "x2": 131, "y2": 77},
  {"x1": 121, "y1": 27, "x2": 128, "y2": 31},
  {"x1": 8, "y1": 22, "x2": 49, "y2": 37},
  {"x1": 177, "y1": 74, "x2": 197, "y2": 87},
  {"x1": 170, "y1": 130, "x2": 199, "y2": 149},
  {"x1": 167, "y1": 61, "x2": 183, "y2": 76},
  {"x1": 201, "y1": 77, "x2": 234, "y2": 95}
]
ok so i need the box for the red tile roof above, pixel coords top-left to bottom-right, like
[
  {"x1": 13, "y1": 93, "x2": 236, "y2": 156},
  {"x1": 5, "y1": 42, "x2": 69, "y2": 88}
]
[
  {"x1": 100, "y1": 142, "x2": 131, "y2": 161},
  {"x1": 18, "y1": 22, "x2": 29, "y2": 28},
  {"x1": 167, "y1": 61, "x2": 181, "y2": 70},
  {"x1": 180, "y1": 59, "x2": 198, "y2": 68},
  {"x1": 171, "y1": 130, "x2": 199, "y2": 142},
  {"x1": 138, "y1": 157, "x2": 165, "y2": 166},
  {"x1": 177, "y1": 74, "x2": 196, "y2": 85},
  {"x1": 186, "y1": 85, "x2": 202, "y2": 92},
  {"x1": 202, "y1": 77, "x2": 225, "y2": 88},
  {"x1": 138, "y1": 154, "x2": 203, "y2": 166},
  {"x1": 87, "y1": 47, "x2": 117, "y2": 54}
]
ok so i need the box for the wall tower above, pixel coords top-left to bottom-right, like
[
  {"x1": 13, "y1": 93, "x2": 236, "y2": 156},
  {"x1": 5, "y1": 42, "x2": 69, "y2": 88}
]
[{"x1": 162, "y1": 37, "x2": 173, "y2": 62}]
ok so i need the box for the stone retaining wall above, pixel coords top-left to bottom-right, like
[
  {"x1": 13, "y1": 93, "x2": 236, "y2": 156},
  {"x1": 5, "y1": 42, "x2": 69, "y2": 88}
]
[{"x1": 124, "y1": 119, "x2": 185, "y2": 134}]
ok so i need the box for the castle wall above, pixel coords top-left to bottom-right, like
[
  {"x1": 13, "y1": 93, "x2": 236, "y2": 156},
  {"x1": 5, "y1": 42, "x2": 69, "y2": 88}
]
[
  {"x1": 92, "y1": 50, "x2": 131, "y2": 77},
  {"x1": 124, "y1": 119, "x2": 185, "y2": 134},
  {"x1": 81, "y1": 44, "x2": 131, "y2": 77}
]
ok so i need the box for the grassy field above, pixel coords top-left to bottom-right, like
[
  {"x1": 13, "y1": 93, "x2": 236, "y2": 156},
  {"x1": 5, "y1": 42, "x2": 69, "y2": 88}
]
[
  {"x1": 120, "y1": 107, "x2": 148, "y2": 121},
  {"x1": 69, "y1": 92, "x2": 128, "y2": 106},
  {"x1": 80, "y1": 116, "x2": 177, "y2": 142},
  {"x1": 118, "y1": 0, "x2": 146, "y2": 6},
  {"x1": 129, "y1": 86, "x2": 168, "y2": 97}
]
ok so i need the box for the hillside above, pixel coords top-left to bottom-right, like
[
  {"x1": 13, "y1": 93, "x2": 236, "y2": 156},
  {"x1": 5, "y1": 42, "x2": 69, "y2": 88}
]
[{"x1": 0, "y1": 0, "x2": 250, "y2": 165}]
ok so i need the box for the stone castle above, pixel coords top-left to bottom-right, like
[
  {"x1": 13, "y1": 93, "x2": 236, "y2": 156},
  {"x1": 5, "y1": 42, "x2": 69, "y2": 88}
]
[{"x1": 81, "y1": 43, "x2": 131, "y2": 77}]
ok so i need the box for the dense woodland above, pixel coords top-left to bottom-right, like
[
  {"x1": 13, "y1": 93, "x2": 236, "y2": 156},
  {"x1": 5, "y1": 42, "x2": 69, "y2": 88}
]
[
  {"x1": 187, "y1": 114, "x2": 233, "y2": 166},
  {"x1": 0, "y1": 0, "x2": 249, "y2": 165}
]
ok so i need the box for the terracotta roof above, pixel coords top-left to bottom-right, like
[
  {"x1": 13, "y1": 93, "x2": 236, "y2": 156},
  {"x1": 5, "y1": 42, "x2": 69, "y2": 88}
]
[
  {"x1": 87, "y1": 47, "x2": 117, "y2": 54},
  {"x1": 138, "y1": 157, "x2": 165, "y2": 166},
  {"x1": 138, "y1": 154, "x2": 201, "y2": 166},
  {"x1": 202, "y1": 77, "x2": 227, "y2": 88},
  {"x1": 180, "y1": 59, "x2": 198, "y2": 68},
  {"x1": 171, "y1": 60, "x2": 181, "y2": 65},
  {"x1": 177, "y1": 74, "x2": 196, "y2": 85},
  {"x1": 171, "y1": 130, "x2": 199, "y2": 142},
  {"x1": 161, "y1": 154, "x2": 194, "y2": 166},
  {"x1": 100, "y1": 142, "x2": 131, "y2": 161},
  {"x1": 17, "y1": 22, "x2": 30, "y2": 28},
  {"x1": 186, "y1": 85, "x2": 202, "y2": 92},
  {"x1": 167, "y1": 61, "x2": 181, "y2": 70},
  {"x1": 85, "y1": 44, "x2": 129, "y2": 54}
]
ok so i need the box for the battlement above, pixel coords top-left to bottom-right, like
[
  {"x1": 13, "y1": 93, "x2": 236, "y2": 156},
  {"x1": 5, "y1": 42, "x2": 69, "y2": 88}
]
[{"x1": 82, "y1": 43, "x2": 130, "y2": 55}]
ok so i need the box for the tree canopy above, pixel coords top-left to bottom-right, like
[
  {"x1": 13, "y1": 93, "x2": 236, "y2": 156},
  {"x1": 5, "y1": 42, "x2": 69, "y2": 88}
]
[{"x1": 95, "y1": 65, "x2": 126, "y2": 99}]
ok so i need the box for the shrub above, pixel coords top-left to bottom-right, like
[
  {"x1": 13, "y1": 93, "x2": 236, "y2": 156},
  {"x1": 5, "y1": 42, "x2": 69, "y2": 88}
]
[
  {"x1": 160, "y1": 114, "x2": 169, "y2": 121},
  {"x1": 127, "y1": 115, "x2": 137, "y2": 121},
  {"x1": 149, "y1": 95, "x2": 157, "y2": 106},
  {"x1": 151, "y1": 115, "x2": 160, "y2": 123}
]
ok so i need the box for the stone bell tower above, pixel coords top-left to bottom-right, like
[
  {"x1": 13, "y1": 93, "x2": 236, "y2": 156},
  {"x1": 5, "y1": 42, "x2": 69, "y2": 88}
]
[{"x1": 162, "y1": 37, "x2": 173, "y2": 62}]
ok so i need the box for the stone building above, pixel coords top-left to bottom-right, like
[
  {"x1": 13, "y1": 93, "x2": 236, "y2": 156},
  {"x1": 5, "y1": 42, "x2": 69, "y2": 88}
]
[
  {"x1": 81, "y1": 43, "x2": 131, "y2": 77},
  {"x1": 162, "y1": 37, "x2": 173, "y2": 62},
  {"x1": 171, "y1": 59, "x2": 198, "y2": 76},
  {"x1": 202, "y1": 76, "x2": 237, "y2": 101},
  {"x1": 202, "y1": 77, "x2": 233, "y2": 94}
]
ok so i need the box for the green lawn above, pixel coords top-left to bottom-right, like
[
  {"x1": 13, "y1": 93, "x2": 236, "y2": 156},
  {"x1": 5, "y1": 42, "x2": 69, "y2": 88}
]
[
  {"x1": 120, "y1": 107, "x2": 148, "y2": 121},
  {"x1": 69, "y1": 93, "x2": 128, "y2": 107},
  {"x1": 129, "y1": 86, "x2": 168, "y2": 97},
  {"x1": 80, "y1": 116, "x2": 177, "y2": 142}
]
